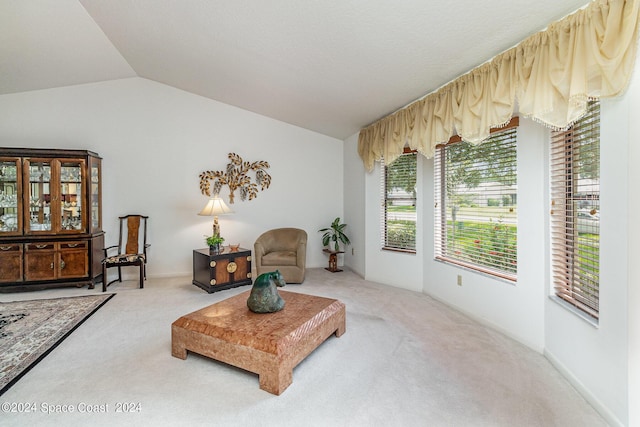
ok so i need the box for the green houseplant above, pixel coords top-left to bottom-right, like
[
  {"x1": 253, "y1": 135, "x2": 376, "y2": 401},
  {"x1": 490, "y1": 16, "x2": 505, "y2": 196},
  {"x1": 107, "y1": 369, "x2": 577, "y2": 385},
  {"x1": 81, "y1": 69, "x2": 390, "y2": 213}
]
[
  {"x1": 205, "y1": 234, "x2": 225, "y2": 254},
  {"x1": 318, "y1": 217, "x2": 351, "y2": 252}
]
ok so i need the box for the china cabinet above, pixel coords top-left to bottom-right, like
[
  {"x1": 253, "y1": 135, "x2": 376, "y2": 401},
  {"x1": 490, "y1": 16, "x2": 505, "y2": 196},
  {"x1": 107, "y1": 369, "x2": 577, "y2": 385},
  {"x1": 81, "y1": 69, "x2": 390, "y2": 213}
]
[{"x1": 0, "y1": 148, "x2": 104, "y2": 291}]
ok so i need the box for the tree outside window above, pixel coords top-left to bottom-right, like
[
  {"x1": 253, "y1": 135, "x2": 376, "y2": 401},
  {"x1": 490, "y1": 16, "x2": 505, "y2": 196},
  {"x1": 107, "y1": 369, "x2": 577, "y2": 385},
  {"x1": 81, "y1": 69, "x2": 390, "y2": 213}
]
[{"x1": 434, "y1": 126, "x2": 518, "y2": 279}]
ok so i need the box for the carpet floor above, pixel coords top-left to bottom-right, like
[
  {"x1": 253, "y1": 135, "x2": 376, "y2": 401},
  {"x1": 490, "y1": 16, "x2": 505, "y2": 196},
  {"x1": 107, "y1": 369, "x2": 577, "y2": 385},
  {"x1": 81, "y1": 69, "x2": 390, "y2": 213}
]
[{"x1": 0, "y1": 269, "x2": 606, "y2": 427}]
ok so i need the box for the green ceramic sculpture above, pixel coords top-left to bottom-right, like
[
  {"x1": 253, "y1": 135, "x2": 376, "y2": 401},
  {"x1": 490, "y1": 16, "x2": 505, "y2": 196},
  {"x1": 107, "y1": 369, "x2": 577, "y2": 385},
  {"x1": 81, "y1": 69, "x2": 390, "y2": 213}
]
[{"x1": 247, "y1": 270, "x2": 286, "y2": 313}]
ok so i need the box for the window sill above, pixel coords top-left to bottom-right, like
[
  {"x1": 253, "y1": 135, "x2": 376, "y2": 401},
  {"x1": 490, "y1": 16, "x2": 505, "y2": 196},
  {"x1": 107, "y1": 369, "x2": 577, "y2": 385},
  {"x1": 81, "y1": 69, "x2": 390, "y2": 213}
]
[
  {"x1": 382, "y1": 247, "x2": 416, "y2": 255},
  {"x1": 549, "y1": 295, "x2": 599, "y2": 328},
  {"x1": 434, "y1": 256, "x2": 516, "y2": 285}
]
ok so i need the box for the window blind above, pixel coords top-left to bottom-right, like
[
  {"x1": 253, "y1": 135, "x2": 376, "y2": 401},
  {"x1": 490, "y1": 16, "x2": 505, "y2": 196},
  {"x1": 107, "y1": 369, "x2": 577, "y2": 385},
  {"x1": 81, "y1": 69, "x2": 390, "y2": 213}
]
[
  {"x1": 434, "y1": 125, "x2": 518, "y2": 279},
  {"x1": 550, "y1": 101, "x2": 600, "y2": 318},
  {"x1": 382, "y1": 152, "x2": 417, "y2": 251}
]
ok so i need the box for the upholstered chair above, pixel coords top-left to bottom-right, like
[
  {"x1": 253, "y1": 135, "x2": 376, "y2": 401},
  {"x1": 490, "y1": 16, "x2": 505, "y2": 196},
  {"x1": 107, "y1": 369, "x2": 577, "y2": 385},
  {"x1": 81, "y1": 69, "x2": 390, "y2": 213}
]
[{"x1": 254, "y1": 228, "x2": 307, "y2": 283}]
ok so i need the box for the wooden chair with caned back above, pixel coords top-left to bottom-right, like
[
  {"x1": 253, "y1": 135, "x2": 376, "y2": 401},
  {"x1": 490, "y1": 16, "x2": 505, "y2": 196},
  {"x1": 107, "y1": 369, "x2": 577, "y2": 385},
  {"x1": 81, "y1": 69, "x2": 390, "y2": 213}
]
[{"x1": 102, "y1": 214, "x2": 150, "y2": 292}]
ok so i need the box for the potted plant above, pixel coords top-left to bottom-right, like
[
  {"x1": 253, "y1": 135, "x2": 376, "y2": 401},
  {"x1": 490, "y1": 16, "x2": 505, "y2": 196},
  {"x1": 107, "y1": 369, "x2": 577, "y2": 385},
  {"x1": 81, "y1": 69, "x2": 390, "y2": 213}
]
[
  {"x1": 205, "y1": 234, "x2": 225, "y2": 254},
  {"x1": 318, "y1": 217, "x2": 351, "y2": 252}
]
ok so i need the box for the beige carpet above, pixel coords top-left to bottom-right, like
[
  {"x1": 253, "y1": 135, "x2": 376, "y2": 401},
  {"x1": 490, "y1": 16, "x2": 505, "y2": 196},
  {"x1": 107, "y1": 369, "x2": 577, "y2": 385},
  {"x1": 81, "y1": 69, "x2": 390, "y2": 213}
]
[{"x1": 0, "y1": 269, "x2": 606, "y2": 427}]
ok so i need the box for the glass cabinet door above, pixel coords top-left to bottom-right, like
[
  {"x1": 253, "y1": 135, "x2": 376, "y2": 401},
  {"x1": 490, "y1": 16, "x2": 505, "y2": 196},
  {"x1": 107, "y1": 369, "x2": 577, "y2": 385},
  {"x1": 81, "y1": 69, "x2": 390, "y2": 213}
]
[
  {"x1": 59, "y1": 159, "x2": 85, "y2": 232},
  {"x1": 89, "y1": 156, "x2": 101, "y2": 233},
  {"x1": 0, "y1": 158, "x2": 22, "y2": 235},
  {"x1": 25, "y1": 160, "x2": 53, "y2": 233}
]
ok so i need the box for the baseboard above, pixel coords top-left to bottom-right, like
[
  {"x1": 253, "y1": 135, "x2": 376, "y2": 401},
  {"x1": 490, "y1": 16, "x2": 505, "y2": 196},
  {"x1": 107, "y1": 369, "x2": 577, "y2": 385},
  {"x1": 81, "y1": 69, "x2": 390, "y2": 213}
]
[
  {"x1": 119, "y1": 271, "x2": 190, "y2": 281},
  {"x1": 544, "y1": 349, "x2": 623, "y2": 427}
]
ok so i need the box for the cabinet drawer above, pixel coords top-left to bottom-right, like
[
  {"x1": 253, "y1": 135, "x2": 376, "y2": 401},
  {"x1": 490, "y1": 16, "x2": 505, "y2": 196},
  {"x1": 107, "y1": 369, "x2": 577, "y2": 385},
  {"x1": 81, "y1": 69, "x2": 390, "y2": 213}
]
[
  {"x1": 26, "y1": 242, "x2": 56, "y2": 251},
  {"x1": 60, "y1": 241, "x2": 87, "y2": 250},
  {"x1": 0, "y1": 243, "x2": 21, "y2": 253}
]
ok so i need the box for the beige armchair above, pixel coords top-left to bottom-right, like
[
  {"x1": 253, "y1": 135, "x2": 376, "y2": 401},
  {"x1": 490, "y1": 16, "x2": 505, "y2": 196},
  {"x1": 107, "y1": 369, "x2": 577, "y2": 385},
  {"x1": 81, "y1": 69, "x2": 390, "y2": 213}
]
[{"x1": 254, "y1": 228, "x2": 307, "y2": 284}]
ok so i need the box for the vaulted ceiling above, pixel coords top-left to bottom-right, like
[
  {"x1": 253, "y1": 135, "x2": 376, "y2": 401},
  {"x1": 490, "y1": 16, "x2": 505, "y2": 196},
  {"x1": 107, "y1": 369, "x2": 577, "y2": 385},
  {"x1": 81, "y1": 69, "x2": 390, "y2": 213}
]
[{"x1": 0, "y1": 0, "x2": 591, "y2": 139}]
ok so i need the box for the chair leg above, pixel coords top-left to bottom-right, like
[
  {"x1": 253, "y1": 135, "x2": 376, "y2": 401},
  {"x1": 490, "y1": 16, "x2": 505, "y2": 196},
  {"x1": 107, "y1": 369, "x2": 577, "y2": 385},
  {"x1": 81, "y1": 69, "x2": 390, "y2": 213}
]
[
  {"x1": 102, "y1": 264, "x2": 107, "y2": 292},
  {"x1": 117, "y1": 266, "x2": 122, "y2": 283},
  {"x1": 139, "y1": 263, "x2": 144, "y2": 289}
]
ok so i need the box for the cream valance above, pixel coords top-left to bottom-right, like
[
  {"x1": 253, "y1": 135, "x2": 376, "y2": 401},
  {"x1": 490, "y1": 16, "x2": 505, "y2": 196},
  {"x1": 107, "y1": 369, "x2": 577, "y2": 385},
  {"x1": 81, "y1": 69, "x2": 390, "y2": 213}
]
[{"x1": 358, "y1": 0, "x2": 640, "y2": 171}]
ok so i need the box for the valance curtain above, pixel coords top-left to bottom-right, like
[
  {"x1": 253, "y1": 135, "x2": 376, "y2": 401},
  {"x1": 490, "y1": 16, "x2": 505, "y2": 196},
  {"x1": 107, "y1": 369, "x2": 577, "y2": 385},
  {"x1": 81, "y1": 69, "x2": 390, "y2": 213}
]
[{"x1": 358, "y1": 0, "x2": 640, "y2": 172}]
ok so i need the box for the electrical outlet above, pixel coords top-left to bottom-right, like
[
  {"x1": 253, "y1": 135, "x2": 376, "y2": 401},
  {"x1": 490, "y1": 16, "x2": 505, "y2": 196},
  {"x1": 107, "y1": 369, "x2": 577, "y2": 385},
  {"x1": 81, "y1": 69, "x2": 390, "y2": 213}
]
[{"x1": 457, "y1": 275, "x2": 462, "y2": 286}]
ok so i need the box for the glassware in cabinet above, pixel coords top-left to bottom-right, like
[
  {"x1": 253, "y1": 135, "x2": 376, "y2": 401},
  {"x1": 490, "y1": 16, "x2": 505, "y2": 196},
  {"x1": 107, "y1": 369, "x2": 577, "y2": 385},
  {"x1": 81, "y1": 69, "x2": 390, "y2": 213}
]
[
  {"x1": 0, "y1": 158, "x2": 22, "y2": 235},
  {"x1": 25, "y1": 159, "x2": 53, "y2": 233}
]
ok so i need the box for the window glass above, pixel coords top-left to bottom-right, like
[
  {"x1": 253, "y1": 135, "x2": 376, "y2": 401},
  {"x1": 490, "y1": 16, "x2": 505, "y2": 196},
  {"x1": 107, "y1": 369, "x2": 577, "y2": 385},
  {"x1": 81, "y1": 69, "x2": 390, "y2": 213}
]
[
  {"x1": 382, "y1": 152, "x2": 417, "y2": 252},
  {"x1": 434, "y1": 127, "x2": 518, "y2": 279}
]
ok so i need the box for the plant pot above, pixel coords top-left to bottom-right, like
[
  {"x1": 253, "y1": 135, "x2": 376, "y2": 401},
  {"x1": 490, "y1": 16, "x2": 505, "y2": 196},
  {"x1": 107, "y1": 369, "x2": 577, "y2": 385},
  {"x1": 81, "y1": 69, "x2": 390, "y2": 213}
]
[{"x1": 209, "y1": 244, "x2": 221, "y2": 255}]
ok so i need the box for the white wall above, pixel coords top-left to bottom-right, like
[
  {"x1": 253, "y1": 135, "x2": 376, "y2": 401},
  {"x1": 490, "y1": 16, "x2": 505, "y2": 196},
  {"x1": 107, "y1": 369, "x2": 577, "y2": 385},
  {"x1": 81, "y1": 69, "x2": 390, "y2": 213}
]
[
  {"x1": 0, "y1": 77, "x2": 343, "y2": 278},
  {"x1": 421, "y1": 118, "x2": 547, "y2": 352},
  {"x1": 543, "y1": 74, "x2": 638, "y2": 426},
  {"x1": 627, "y1": 62, "x2": 640, "y2": 427},
  {"x1": 343, "y1": 132, "x2": 424, "y2": 291},
  {"x1": 344, "y1": 118, "x2": 547, "y2": 350},
  {"x1": 342, "y1": 132, "x2": 365, "y2": 276},
  {"x1": 361, "y1": 157, "x2": 424, "y2": 293}
]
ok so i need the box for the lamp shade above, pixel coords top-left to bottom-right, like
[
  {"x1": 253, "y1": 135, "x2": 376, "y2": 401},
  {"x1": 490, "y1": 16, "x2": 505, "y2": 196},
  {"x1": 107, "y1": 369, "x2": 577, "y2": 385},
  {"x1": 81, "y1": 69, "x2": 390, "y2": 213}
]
[
  {"x1": 199, "y1": 196, "x2": 233, "y2": 238},
  {"x1": 198, "y1": 197, "x2": 233, "y2": 216}
]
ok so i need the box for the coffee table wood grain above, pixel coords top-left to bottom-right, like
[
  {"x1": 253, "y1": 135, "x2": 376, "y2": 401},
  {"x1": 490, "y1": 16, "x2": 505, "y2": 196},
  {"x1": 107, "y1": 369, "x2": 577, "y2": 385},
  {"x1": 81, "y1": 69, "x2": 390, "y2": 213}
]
[{"x1": 171, "y1": 290, "x2": 346, "y2": 395}]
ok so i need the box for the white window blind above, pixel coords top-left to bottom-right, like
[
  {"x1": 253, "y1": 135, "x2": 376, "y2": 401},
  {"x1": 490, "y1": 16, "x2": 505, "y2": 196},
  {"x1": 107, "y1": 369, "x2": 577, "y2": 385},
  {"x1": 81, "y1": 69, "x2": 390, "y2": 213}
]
[
  {"x1": 382, "y1": 151, "x2": 416, "y2": 252},
  {"x1": 550, "y1": 101, "x2": 600, "y2": 319},
  {"x1": 434, "y1": 123, "x2": 518, "y2": 279}
]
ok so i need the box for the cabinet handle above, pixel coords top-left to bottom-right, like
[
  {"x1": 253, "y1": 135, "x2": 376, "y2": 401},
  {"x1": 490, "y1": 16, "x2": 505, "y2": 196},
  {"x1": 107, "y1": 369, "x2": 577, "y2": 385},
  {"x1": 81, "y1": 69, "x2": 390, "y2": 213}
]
[
  {"x1": 67, "y1": 243, "x2": 79, "y2": 248},
  {"x1": 50, "y1": 262, "x2": 54, "y2": 269},
  {"x1": 61, "y1": 260, "x2": 66, "y2": 269},
  {"x1": 0, "y1": 246, "x2": 12, "y2": 251},
  {"x1": 226, "y1": 262, "x2": 238, "y2": 273},
  {"x1": 36, "y1": 244, "x2": 48, "y2": 249}
]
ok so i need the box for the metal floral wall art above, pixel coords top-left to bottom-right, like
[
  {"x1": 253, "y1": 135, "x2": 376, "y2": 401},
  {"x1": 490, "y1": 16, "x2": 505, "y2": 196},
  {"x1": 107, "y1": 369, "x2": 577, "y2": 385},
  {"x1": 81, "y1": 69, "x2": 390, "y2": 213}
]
[{"x1": 199, "y1": 153, "x2": 271, "y2": 203}]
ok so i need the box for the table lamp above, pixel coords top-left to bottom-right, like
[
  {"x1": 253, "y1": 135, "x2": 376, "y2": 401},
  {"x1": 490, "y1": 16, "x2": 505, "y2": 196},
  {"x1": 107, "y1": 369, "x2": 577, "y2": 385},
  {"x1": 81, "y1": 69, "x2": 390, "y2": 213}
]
[{"x1": 198, "y1": 195, "x2": 233, "y2": 237}]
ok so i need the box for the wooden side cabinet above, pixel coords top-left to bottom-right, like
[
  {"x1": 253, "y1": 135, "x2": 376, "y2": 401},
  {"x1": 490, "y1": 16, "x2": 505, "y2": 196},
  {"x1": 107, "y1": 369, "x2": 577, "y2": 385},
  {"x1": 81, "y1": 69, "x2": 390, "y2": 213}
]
[
  {"x1": 0, "y1": 148, "x2": 103, "y2": 292},
  {"x1": 192, "y1": 247, "x2": 252, "y2": 293}
]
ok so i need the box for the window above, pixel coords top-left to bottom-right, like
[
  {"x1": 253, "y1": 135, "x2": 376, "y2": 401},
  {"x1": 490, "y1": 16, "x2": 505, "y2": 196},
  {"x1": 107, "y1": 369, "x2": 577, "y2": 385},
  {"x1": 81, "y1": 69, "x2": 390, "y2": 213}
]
[
  {"x1": 434, "y1": 121, "x2": 518, "y2": 279},
  {"x1": 382, "y1": 151, "x2": 417, "y2": 252},
  {"x1": 550, "y1": 101, "x2": 600, "y2": 319}
]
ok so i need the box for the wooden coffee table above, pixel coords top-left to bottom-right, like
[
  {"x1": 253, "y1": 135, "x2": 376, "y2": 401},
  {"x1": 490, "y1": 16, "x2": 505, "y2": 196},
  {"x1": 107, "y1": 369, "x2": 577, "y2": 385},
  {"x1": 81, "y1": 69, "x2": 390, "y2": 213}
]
[{"x1": 171, "y1": 290, "x2": 346, "y2": 395}]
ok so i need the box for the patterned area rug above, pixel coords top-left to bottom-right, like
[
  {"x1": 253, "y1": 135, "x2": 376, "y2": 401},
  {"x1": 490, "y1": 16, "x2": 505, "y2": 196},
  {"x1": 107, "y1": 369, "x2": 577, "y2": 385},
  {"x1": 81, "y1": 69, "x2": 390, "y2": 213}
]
[{"x1": 0, "y1": 294, "x2": 115, "y2": 395}]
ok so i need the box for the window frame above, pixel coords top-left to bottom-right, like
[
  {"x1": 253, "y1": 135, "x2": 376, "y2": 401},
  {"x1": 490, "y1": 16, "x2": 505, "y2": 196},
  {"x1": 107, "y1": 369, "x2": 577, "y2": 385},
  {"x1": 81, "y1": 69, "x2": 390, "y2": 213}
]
[
  {"x1": 550, "y1": 101, "x2": 600, "y2": 320},
  {"x1": 434, "y1": 118, "x2": 519, "y2": 281},
  {"x1": 381, "y1": 149, "x2": 417, "y2": 253}
]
